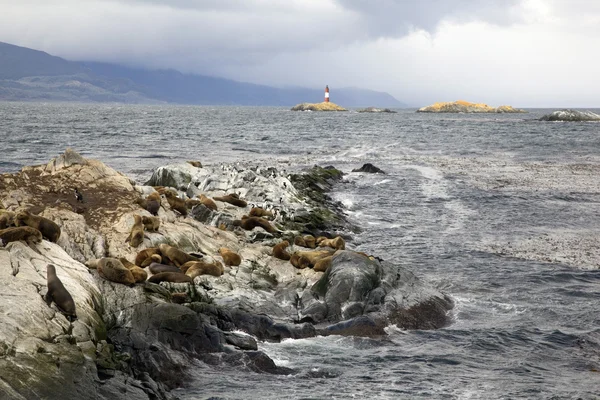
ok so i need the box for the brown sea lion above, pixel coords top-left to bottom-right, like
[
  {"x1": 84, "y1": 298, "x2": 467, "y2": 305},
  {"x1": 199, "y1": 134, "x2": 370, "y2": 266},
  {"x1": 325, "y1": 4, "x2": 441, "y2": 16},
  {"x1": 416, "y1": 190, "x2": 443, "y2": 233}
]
[
  {"x1": 218, "y1": 247, "x2": 241, "y2": 266},
  {"x1": 218, "y1": 223, "x2": 227, "y2": 231},
  {"x1": 294, "y1": 249, "x2": 335, "y2": 268},
  {"x1": 294, "y1": 236, "x2": 306, "y2": 247},
  {"x1": 163, "y1": 191, "x2": 188, "y2": 216},
  {"x1": 184, "y1": 260, "x2": 224, "y2": 279},
  {"x1": 126, "y1": 214, "x2": 145, "y2": 247},
  {"x1": 198, "y1": 194, "x2": 218, "y2": 211},
  {"x1": 148, "y1": 262, "x2": 183, "y2": 275},
  {"x1": 213, "y1": 193, "x2": 248, "y2": 208},
  {"x1": 158, "y1": 243, "x2": 201, "y2": 267},
  {"x1": 233, "y1": 215, "x2": 277, "y2": 234},
  {"x1": 249, "y1": 207, "x2": 274, "y2": 219},
  {"x1": 97, "y1": 258, "x2": 135, "y2": 286},
  {"x1": 313, "y1": 256, "x2": 333, "y2": 272},
  {"x1": 185, "y1": 199, "x2": 203, "y2": 209},
  {"x1": 15, "y1": 210, "x2": 61, "y2": 243},
  {"x1": 272, "y1": 240, "x2": 291, "y2": 261},
  {"x1": 0, "y1": 210, "x2": 15, "y2": 229},
  {"x1": 147, "y1": 272, "x2": 193, "y2": 284},
  {"x1": 317, "y1": 236, "x2": 346, "y2": 250},
  {"x1": 187, "y1": 161, "x2": 202, "y2": 168},
  {"x1": 0, "y1": 226, "x2": 43, "y2": 245},
  {"x1": 146, "y1": 192, "x2": 161, "y2": 216},
  {"x1": 119, "y1": 257, "x2": 148, "y2": 283},
  {"x1": 141, "y1": 215, "x2": 160, "y2": 232},
  {"x1": 45, "y1": 264, "x2": 77, "y2": 321},
  {"x1": 290, "y1": 252, "x2": 311, "y2": 269},
  {"x1": 134, "y1": 247, "x2": 161, "y2": 267},
  {"x1": 303, "y1": 235, "x2": 316, "y2": 249}
]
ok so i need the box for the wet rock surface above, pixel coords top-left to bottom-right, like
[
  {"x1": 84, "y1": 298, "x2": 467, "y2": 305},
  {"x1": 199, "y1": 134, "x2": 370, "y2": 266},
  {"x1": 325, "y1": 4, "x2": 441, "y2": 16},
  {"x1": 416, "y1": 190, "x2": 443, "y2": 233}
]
[{"x1": 539, "y1": 109, "x2": 600, "y2": 121}]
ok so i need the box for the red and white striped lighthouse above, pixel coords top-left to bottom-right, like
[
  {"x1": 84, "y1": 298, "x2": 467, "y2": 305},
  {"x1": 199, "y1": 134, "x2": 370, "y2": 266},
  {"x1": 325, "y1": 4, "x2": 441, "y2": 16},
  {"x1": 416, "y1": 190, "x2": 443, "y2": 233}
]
[{"x1": 324, "y1": 85, "x2": 330, "y2": 103}]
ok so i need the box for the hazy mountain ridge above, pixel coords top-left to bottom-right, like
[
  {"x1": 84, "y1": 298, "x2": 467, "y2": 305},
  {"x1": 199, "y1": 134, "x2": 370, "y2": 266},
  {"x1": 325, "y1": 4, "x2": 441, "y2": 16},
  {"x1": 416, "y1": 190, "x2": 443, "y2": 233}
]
[{"x1": 0, "y1": 42, "x2": 406, "y2": 107}]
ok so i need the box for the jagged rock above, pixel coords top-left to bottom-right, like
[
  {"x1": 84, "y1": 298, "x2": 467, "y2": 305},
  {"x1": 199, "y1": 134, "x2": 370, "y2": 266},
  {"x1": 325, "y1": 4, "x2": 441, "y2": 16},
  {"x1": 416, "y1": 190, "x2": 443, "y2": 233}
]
[
  {"x1": 352, "y1": 163, "x2": 385, "y2": 174},
  {"x1": 291, "y1": 102, "x2": 347, "y2": 111},
  {"x1": 539, "y1": 109, "x2": 600, "y2": 122},
  {"x1": 357, "y1": 107, "x2": 397, "y2": 113},
  {"x1": 145, "y1": 163, "x2": 199, "y2": 189},
  {"x1": 417, "y1": 100, "x2": 526, "y2": 113}
]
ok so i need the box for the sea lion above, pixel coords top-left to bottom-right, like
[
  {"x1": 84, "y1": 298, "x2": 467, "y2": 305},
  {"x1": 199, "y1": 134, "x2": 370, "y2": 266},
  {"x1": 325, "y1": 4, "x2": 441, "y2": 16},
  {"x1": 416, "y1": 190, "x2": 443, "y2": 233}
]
[
  {"x1": 313, "y1": 255, "x2": 333, "y2": 272},
  {"x1": 184, "y1": 260, "x2": 224, "y2": 279},
  {"x1": 218, "y1": 223, "x2": 227, "y2": 231},
  {"x1": 141, "y1": 215, "x2": 160, "y2": 232},
  {"x1": 303, "y1": 235, "x2": 316, "y2": 249},
  {"x1": 135, "y1": 247, "x2": 161, "y2": 267},
  {"x1": 97, "y1": 258, "x2": 135, "y2": 286},
  {"x1": 0, "y1": 210, "x2": 15, "y2": 229},
  {"x1": 148, "y1": 262, "x2": 183, "y2": 275},
  {"x1": 198, "y1": 194, "x2": 218, "y2": 211},
  {"x1": 147, "y1": 272, "x2": 193, "y2": 284},
  {"x1": 146, "y1": 192, "x2": 161, "y2": 216},
  {"x1": 158, "y1": 243, "x2": 201, "y2": 267},
  {"x1": 45, "y1": 264, "x2": 77, "y2": 321},
  {"x1": 294, "y1": 249, "x2": 335, "y2": 268},
  {"x1": 290, "y1": 253, "x2": 311, "y2": 269},
  {"x1": 249, "y1": 207, "x2": 274, "y2": 219},
  {"x1": 15, "y1": 210, "x2": 61, "y2": 243},
  {"x1": 163, "y1": 191, "x2": 188, "y2": 216},
  {"x1": 185, "y1": 199, "x2": 203, "y2": 209},
  {"x1": 233, "y1": 215, "x2": 277, "y2": 234},
  {"x1": 213, "y1": 193, "x2": 248, "y2": 208},
  {"x1": 0, "y1": 226, "x2": 43, "y2": 245},
  {"x1": 272, "y1": 240, "x2": 291, "y2": 261},
  {"x1": 218, "y1": 247, "x2": 241, "y2": 266},
  {"x1": 294, "y1": 236, "x2": 306, "y2": 247},
  {"x1": 187, "y1": 161, "x2": 202, "y2": 168},
  {"x1": 317, "y1": 236, "x2": 346, "y2": 250},
  {"x1": 119, "y1": 257, "x2": 148, "y2": 283},
  {"x1": 126, "y1": 214, "x2": 145, "y2": 247}
]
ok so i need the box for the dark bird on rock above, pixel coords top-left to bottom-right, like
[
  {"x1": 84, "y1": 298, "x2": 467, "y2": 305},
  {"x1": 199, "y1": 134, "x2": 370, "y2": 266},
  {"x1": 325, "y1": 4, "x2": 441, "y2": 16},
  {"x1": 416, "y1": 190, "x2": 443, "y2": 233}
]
[{"x1": 74, "y1": 188, "x2": 84, "y2": 203}]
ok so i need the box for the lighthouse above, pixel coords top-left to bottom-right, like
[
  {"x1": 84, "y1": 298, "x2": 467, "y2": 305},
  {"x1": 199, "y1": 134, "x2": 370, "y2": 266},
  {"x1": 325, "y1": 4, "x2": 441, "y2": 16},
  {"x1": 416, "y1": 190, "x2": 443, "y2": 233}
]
[{"x1": 324, "y1": 85, "x2": 330, "y2": 103}]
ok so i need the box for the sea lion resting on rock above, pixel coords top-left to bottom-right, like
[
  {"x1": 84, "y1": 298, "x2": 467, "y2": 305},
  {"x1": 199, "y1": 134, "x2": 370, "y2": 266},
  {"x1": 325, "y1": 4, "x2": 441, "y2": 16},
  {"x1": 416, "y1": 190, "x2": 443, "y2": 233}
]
[
  {"x1": 233, "y1": 215, "x2": 277, "y2": 234},
  {"x1": 303, "y1": 235, "x2": 316, "y2": 249},
  {"x1": 184, "y1": 260, "x2": 224, "y2": 279},
  {"x1": 272, "y1": 240, "x2": 291, "y2": 261},
  {"x1": 291, "y1": 249, "x2": 335, "y2": 269},
  {"x1": 45, "y1": 264, "x2": 77, "y2": 321},
  {"x1": 198, "y1": 194, "x2": 217, "y2": 211},
  {"x1": 141, "y1": 215, "x2": 160, "y2": 232},
  {"x1": 0, "y1": 226, "x2": 43, "y2": 245},
  {"x1": 185, "y1": 199, "x2": 203, "y2": 209},
  {"x1": 290, "y1": 253, "x2": 311, "y2": 269},
  {"x1": 163, "y1": 191, "x2": 188, "y2": 216},
  {"x1": 249, "y1": 207, "x2": 274, "y2": 219},
  {"x1": 313, "y1": 255, "x2": 333, "y2": 272},
  {"x1": 158, "y1": 243, "x2": 201, "y2": 267},
  {"x1": 218, "y1": 247, "x2": 241, "y2": 266},
  {"x1": 294, "y1": 236, "x2": 306, "y2": 247},
  {"x1": 15, "y1": 210, "x2": 61, "y2": 243},
  {"x1": 146, "y1": 192, "x2": 161, "y2": 216},
  {"x1": 148, "y1": 272, "x2": 193, "y2": 284},
  {"x1": 187, "y1": 161, "x2": 202, "y2": 168},
  {"x1": 135, "y1": 247, "x2": 161, "y2": 267},
  {"x1": 317, "y1": 236, "x2": 346, "y2": 250},
  {"x1": 119, "y1": 258, "x2": 148, "y2": 283},
  {"x1": 148, "y1": 262, "x2": 183, "y2": 275},
  {"x1": 97, "y1": 257, "x2": 135, "y2": 286},
  {"x1": 126, "y1": 214, "x2": 145, "y2": 247},
  {"x1": 213, "y1": 193, "x2": 248, "y2": 208},
  {"x1": 0, "y1": 210, "x2": 15, "y2": 229}
]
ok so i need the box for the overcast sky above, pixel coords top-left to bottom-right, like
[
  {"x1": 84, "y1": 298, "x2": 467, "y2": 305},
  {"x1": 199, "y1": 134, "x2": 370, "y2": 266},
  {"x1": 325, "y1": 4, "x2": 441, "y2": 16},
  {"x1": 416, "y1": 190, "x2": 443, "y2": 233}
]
[{"x1": 0, "y1": 0, "x2": 598, "y2": 106}]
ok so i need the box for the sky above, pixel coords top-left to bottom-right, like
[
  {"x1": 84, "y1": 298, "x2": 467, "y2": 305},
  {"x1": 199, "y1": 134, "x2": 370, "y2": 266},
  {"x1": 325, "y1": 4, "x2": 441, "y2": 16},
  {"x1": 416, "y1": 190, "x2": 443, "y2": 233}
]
[{"x1": 0, "y1": 0, "x2": 598, "y2": 107}]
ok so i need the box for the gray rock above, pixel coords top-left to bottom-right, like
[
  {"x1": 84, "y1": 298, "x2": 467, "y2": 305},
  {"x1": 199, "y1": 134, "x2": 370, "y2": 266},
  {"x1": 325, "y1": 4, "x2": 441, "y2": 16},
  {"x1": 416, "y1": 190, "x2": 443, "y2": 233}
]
[{"x1": 540, "y1": 109, "x2": 600, "y2": 121}]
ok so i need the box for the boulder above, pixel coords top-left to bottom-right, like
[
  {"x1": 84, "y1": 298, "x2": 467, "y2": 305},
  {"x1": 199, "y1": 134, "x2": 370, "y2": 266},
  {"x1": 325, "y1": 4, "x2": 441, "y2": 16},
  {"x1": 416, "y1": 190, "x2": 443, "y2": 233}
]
[
  {"x1": 539, "y1": 109, "x2": 600, "y2": 122},
  {"x1": 352, "y1": 163, "x2": 385, "y2": 174}
]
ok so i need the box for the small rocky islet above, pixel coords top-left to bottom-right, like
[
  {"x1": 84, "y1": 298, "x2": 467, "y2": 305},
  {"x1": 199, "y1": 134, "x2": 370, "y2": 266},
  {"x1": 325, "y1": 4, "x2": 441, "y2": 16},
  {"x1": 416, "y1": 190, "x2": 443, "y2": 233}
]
[
  {"x1": 0, "y1": 150, "x2": 452, "y2": 399},
  {"x1": 417, "y1": 100, "x2": 527, "y2": 113},
  {"x1": 290, "y1": 102, "x2": 347, "y2": 111},
  {"x1": 539, "y1": 109, "x2": 600, "y2": 121}
]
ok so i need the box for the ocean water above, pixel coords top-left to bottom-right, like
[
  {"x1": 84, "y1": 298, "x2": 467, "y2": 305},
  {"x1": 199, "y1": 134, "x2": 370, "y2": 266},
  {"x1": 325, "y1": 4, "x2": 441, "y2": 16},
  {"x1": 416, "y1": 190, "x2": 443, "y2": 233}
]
[{"x1": 2, "y1": 103, "x2": 600, "y2": 399}]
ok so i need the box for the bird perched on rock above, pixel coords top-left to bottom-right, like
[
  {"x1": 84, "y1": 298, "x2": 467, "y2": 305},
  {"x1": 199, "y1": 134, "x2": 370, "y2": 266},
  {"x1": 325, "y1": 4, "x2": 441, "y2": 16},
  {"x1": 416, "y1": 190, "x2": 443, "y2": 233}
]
[{"x1": 74, "y1": 188, "x2": 84, "y2": 203}]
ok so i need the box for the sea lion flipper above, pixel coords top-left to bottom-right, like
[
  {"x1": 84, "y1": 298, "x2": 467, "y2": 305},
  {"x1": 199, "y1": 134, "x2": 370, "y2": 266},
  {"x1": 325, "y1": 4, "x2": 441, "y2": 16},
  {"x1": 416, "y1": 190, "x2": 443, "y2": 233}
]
[{"x1": 44, "y1": 293, "x2": 53, "y2": 306}]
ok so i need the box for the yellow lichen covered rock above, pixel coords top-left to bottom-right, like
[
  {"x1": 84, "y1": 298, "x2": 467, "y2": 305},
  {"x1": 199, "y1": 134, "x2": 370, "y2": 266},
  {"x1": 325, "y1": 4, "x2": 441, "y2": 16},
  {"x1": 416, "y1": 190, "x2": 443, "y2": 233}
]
[
  {"x1": 291, "y1": 102, "x2": 347, "y2": 111},
  {"x1": 418, "y1": 100, "x2": 526, "y2": 113}
]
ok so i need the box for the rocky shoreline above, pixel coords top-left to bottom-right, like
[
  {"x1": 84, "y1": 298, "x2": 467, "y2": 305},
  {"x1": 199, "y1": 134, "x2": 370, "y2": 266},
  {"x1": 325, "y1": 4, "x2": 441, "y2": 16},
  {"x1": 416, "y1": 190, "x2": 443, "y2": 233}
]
[{"x1": 0, "y1": 150, "x2": 453, "y2": 399}]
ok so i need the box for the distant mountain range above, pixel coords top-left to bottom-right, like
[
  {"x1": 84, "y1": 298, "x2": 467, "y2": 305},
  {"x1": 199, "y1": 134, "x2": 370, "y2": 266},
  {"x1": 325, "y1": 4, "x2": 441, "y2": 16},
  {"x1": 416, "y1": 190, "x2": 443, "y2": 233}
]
[{"x1": 0, "y1": 42, "x2": 406, "y2": 107}]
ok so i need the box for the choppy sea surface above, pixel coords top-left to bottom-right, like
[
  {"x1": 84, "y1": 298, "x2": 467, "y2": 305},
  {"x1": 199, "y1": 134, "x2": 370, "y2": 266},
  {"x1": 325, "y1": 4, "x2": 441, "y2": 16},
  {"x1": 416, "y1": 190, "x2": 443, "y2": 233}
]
[{"x1": 2, "y1": 102, "x2": 600, "y2": 399}]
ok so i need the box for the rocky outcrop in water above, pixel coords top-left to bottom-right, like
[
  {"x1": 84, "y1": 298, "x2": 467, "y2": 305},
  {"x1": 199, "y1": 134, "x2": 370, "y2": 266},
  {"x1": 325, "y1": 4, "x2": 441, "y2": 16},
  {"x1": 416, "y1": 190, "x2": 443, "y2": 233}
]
[
  {"x1": 0, "y1": 149, "x2": 452, "y2": 399},
  {"x1": 539, "y1": 109, "x2": 600, "y2": 122},
  {"x1": 417, "y1": 100, "x2": 526, "y2": 113},
  {"x1": 291, "y1": 102, "x2": 347, "y2": 111},
  {"x1": 357, "y1": 107, "x2": 397, "y2": 113},
  {"x1": 352, "y1": 163, "x2": 385, "y2": 174}
]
